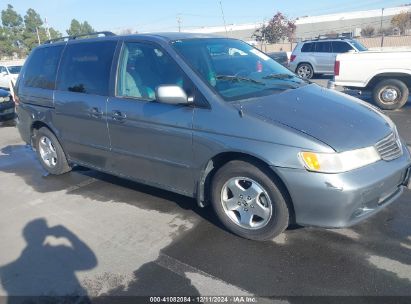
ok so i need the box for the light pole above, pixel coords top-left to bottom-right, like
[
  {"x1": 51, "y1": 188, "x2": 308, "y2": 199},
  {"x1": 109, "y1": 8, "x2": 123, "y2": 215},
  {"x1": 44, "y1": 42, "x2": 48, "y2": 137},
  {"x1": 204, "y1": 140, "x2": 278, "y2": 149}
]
[{"x1": 177, "y1": 15, "x2": 182, "y2": 32}]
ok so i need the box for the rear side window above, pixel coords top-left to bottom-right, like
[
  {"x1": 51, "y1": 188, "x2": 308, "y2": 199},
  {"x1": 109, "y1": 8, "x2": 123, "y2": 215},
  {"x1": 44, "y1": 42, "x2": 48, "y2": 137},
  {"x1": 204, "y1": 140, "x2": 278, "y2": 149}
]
[
  {"x1": 24, "y1": 46, "x2": 63, "y2": 89},
  {"x1": 301, "y1": 43, "x2": 313, "y2": 52},
  {"x1": 315, "y1": 42, "x2": 331, "y2": 53},
  {"x1": 332, "y1": 41, "x2": 353, "y2": 53},
  {"x1": 57, "y1": 41, "x2": 117, "y2": 96}
]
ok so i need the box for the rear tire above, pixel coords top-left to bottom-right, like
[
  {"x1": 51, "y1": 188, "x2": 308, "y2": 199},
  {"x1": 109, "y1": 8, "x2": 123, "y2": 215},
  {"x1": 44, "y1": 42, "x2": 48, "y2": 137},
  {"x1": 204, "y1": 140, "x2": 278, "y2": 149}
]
[
  {"x1": 211, "y1": 160, "x2": 290, "y2": 241},
  {"x1": 35, "y1": 127, "x2": 71, "y2": 175},
  {"x1": 372, "y1": 79, "x2": 409, "y2": 110},
  {"x1": 296, "y1": 63, "x2": 314, "y2": 79}
]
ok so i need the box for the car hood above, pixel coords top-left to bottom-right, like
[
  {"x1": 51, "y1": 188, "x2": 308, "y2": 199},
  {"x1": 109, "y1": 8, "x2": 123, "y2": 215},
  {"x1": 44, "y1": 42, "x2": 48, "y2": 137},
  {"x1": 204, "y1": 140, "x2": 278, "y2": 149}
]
[
  {"x1": 0, "y1": 89, "x2": 9, "y2": 97},
  {"x1": 236, "y1": 84, "x2": 392, "y2": 152}
]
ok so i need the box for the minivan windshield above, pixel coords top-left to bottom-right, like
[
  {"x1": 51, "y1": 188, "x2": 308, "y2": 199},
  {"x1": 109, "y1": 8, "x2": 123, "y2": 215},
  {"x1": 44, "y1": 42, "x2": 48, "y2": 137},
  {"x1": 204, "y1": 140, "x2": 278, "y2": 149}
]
[{"x1": 172, "y1": 38, "x2": 307, "y2": 101}]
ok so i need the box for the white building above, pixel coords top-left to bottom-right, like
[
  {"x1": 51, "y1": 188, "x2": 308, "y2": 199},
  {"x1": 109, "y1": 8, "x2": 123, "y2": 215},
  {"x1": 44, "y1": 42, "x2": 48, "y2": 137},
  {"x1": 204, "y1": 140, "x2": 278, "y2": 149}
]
[{"x1": 185, "y1": 4, "x2": 411, "y2": 42}]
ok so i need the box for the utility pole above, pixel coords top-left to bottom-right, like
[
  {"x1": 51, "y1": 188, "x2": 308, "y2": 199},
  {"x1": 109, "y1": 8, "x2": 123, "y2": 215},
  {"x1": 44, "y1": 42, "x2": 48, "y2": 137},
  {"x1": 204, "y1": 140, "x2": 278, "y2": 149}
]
[
  {"x1": 380, "y1": 7, "x2": 385, "y2": 47},
  {"x1": 219, "y1": 0, "x2": 228, "y2": 36},
  {"x1": 177, "y1": 14, "x2": 182, "y2": 32},
  {"x1": 261, "y1": 18, "x2": 266, "y2": 52}
]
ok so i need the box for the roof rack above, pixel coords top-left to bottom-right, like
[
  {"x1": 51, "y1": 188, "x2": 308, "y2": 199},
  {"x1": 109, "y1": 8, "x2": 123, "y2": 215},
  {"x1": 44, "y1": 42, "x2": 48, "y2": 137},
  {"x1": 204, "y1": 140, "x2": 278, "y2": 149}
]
[
  {"x1": 302, "y1": 36, "x2": 351, "y2": 42},
  {"x1": 44, "y1": 31, "x2": 116, "y2": 44}
]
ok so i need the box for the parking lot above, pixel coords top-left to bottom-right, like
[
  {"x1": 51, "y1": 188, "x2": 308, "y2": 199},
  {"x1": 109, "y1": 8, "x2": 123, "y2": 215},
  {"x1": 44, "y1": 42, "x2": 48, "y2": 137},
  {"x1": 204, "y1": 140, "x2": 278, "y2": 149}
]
[{"x1": 0, "y1": 80, "x2": 411, "y2": 301}]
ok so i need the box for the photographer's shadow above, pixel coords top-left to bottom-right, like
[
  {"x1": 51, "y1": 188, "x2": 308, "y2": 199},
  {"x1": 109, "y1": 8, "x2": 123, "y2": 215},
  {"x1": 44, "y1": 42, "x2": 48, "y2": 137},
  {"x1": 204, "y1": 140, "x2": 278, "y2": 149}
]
[{"x1": 0, "y1": 218, "x2": 97, "y2": 303}]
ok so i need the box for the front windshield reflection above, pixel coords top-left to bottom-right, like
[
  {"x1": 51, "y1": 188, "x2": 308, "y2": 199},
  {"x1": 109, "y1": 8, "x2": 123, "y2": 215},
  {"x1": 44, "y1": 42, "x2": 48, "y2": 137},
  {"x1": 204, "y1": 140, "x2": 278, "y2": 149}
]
[{"x1": 172, "y1": 38, "x2": 307, "y2": 101}]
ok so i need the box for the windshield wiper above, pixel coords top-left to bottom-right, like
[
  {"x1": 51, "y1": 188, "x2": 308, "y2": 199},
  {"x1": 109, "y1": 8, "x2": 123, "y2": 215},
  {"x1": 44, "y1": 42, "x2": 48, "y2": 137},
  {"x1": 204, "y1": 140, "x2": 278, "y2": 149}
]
[
  {"x1": 262, "y1": 73, "x2": 305, "y2": 84},
  {"x1": 264, "y1": 83, "x2": 301, "y2": 90},
  {"x1": 216, "y1": 75, "x2": 265, "y2": 85},
  {"x1": 262, "y1": 73, "x2": 295, "y2": 80}
]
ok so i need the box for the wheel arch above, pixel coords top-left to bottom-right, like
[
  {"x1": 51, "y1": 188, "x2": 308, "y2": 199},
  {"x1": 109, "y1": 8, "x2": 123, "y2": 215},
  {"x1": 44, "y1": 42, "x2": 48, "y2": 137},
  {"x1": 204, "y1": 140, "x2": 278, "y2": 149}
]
[
  {"x1": 296, "y1": 61, "x2": 315, "y2": 74},
  {"x1": 31, "y1": 121, "x2": 53, "y2": 144},
  {"x1": 366, "y1": 72, "x2": 411, "y2": 89},
  {"x1": 197, "y1": 151, "x2": 296, "y2": 224},
  {"x1": 30, "y1": 121, "x2": 66, "y2": 155}
]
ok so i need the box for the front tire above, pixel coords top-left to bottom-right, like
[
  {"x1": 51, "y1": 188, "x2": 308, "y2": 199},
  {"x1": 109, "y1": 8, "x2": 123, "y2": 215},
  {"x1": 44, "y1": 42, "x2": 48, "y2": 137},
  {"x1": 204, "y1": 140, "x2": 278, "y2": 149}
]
[
  {"x1": 35, "y1": 127, "x2": 71, "y2": 175},
  {"x1": 372, "y1": 79, "x2": 409, "y2": 110},
  {"x1": 211, "y1": 160, "x2": 290, "y2": 241}
]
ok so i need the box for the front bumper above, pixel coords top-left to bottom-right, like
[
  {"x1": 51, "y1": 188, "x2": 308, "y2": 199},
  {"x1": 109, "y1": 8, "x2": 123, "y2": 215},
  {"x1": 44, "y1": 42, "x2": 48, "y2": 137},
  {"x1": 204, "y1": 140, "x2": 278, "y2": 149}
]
[
  {"x1": 288, "y1": 62, "x2": 297, "y2": 73},
  {"x1": 0, "y1": 100, "x2": 15, "y2": 121},
  {"x1": 274, "y1": 142, "x2": 411, "y2": 228}
]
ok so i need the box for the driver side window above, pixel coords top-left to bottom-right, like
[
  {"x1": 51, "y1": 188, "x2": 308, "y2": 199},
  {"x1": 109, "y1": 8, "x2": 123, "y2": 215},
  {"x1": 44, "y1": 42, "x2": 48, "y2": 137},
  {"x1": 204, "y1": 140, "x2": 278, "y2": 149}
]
[{"x1": 117, "y1": 42, "x2": 188, "y2": 101}]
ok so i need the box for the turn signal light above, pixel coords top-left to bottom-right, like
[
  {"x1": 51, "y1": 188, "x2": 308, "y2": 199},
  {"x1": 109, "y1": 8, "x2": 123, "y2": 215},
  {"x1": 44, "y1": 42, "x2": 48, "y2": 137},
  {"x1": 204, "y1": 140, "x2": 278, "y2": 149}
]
[{"x1": 300, "y1": 152, "x2": 320, "y2": 171}]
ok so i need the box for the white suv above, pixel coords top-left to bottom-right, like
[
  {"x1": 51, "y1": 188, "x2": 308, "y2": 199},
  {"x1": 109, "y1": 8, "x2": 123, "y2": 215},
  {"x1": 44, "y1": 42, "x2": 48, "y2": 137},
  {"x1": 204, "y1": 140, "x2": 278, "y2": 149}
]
[{"x1": 289, "y1": 38, "x2": 367, "y2": 79}]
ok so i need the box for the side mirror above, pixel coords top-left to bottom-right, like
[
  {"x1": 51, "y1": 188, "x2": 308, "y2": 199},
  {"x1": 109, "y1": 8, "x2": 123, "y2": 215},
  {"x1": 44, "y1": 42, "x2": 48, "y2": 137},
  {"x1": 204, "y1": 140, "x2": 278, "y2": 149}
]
[
  {"x1": 155, "y1": 85, "x2": 191, "y2": 105},
  {"x1": 0, "y1": 71, "x2": 7, "y2": 76}
]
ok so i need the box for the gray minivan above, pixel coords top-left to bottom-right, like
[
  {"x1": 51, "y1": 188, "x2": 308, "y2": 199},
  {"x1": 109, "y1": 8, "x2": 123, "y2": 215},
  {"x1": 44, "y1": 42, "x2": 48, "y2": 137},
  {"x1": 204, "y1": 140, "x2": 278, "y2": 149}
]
[{"x1": 15, "y1": 32, "x2": 411, "y2": 241}]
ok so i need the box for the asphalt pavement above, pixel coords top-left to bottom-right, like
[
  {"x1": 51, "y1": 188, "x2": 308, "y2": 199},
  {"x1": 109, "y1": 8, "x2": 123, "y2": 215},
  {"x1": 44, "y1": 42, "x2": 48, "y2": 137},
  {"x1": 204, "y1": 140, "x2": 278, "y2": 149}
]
[{"x1": 0, "y1": 82, "x2": 410, "y2": 303}]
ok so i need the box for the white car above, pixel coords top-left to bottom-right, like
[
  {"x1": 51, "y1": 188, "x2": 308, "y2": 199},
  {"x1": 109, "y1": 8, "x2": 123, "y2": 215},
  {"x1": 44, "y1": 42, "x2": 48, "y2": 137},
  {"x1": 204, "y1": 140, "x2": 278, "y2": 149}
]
[
  {"x1": 289, "y1": 38, "x2": 367, "y2": 79},
  {"x1": 328, "y1": 50, "x2": 411, "y2": 110},
  {"x1": 0, "y1": 65, "x2": 22, "y2": 89}
]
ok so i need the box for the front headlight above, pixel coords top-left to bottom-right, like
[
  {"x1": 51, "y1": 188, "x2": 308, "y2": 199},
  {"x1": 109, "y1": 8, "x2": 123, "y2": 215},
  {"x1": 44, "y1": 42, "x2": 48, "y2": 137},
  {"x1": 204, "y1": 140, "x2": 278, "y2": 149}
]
[
  {"x1": 299, "y1": 146, "x2": 381, "y2": 173},
  {"x1": 0, "y1": 96, "x2": 10, "y2": 103}
]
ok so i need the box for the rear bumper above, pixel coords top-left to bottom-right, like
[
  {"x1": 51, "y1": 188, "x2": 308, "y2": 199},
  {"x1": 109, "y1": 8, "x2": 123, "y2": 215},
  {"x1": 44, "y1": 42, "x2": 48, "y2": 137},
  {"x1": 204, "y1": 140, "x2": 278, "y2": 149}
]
[{"x1": 274, "y1": 142, "x2": 411, "y2": 228}]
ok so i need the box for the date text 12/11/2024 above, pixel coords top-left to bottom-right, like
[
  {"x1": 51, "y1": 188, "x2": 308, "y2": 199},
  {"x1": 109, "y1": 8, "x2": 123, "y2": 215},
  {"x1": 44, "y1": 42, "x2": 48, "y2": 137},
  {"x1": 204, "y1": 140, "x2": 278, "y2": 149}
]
[{"x1": 149, "y1": 296, "x2": 258, "y2": 303}]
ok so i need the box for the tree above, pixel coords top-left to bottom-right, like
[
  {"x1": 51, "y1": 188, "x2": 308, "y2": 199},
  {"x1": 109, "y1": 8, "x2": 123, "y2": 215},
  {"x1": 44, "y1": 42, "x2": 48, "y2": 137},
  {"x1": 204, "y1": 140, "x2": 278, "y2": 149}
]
[
  {"x1": 0, "y1": 26, "x2": 16, "y2": 57},
  {"x1": 378, "y1": 26, "x2": 395, "y2": 36},
  {"x1": 118, "y1": 28, "x2": 134, "y2": 35},
  {"x1": 81, "y1": 21, "x2": 94, "y2": 34},
  {"x1": 1, "y1": 4, "x2": 22, "y2": 29},
  {"x1": 24, "y1": 8, "x2": 42, "y2": 33},
  {"x1": 67, "y1": 19, "x2": 95, "y2": 36},
  {"x1": 49, "y1": 28, "x2": 61, "y2": 40},
  {"x1": 391, "y1": 11, "x2": 411, "y2": 35},
  {"x1": 0, "y1": 5, "x2": 24, "y2": 58},
  {"x1": 253, "y1": 12, "x2": 296, "y2": 44},
  {"x1": 361, "y1": 25, "x2": 375, "y2": 37},
  {"x1": 22, "y1": 8, "x2": 44, "y2": 50},
  {"x1": 67, "y1": 19, "x2": 81, "y2": 36}
]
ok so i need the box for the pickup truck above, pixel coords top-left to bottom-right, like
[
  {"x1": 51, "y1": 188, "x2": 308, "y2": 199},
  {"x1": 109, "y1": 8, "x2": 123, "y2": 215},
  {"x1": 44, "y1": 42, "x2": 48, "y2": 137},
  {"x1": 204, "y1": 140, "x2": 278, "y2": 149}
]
[{"x1": 328, "y1": 50, "x2": 411, "y2": 110}]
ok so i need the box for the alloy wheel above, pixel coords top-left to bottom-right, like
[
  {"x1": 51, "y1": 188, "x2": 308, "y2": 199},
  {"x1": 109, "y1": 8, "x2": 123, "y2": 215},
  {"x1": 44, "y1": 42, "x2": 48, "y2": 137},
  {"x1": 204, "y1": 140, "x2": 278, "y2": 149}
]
[
  {"x1": 220, "y1": 177, "x2": 273, "y2": 230},
  {"x1": 297, "y1": 65, "x2": 312, "y2": 79},
  {"x1": 38, "y1": 136, "x2": 58, "y2": 168}
]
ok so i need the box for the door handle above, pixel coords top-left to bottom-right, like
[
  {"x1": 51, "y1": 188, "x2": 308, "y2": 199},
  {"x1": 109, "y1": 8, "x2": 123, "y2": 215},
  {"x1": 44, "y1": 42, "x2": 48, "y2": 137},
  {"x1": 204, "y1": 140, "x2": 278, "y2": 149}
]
[
  {"x1": 89, "y1": 107, "x2": 103, "y2": 118},
  {"x1": 112, "y1": 110, "x2": 126, "y2": 122}
]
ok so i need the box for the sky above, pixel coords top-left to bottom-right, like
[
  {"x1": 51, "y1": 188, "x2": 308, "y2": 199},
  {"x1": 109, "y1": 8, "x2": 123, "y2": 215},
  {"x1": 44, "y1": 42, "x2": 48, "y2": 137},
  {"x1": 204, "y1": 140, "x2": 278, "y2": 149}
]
[{"x1": 1, "y1": 0, "x2": 409, "y2": 34}]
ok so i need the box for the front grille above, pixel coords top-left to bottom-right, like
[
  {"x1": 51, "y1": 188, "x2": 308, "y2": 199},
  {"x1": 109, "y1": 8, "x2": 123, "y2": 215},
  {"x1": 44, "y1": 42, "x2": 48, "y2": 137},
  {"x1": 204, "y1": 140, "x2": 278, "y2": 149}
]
[{"x1": 375, "y1": 132, "x2": 403, "y2": 161}]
